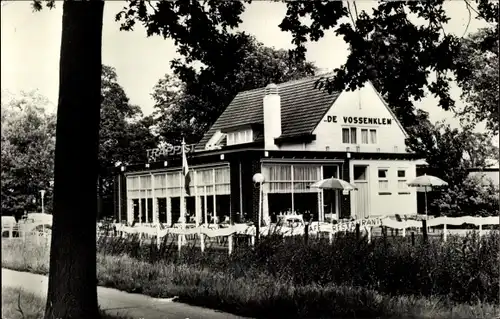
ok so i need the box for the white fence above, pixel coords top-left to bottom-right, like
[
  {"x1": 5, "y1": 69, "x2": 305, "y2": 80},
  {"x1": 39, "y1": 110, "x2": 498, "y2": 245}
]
[
  {"x1": 3, "y1": 215, "x2": 498, "y2": 255},
  {"x1": 114, "y1": 216, "x2": 499, "y2": 237},
  {"x1": 107, "y1": 215, "x2": 499, "y2": 254}
]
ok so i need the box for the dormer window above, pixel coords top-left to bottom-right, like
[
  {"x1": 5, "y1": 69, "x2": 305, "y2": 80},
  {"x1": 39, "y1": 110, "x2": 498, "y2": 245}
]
[
  {"x1": 205, "y1": 130, "x2": 226, "y2": 150},
  {"x1": 227, "y1": 128, "x2": 253, "y2": 146}
]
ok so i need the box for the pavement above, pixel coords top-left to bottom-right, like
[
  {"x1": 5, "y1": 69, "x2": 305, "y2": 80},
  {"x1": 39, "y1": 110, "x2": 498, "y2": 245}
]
[{"x1": 2, "y1": 268, "x2": 249, "y2": 319}]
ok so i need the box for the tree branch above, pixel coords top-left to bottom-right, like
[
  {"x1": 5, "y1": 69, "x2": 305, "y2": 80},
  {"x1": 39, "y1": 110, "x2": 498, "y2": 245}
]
[
  {"x1": 146, "y1": 0, "x2": 158, "y2": 14},
  {"x1": 346, "y1": 1, "x2": 357, "y2": 29},
  {"x1": 462, "y1": 0, "x2": 473, "y2": 37},
  {"x1": 463, "y1": 0, "x2": 497, "y2": 26},
  {"x1": 16, "y1": 291, "x2": 25, "y2": 319}
]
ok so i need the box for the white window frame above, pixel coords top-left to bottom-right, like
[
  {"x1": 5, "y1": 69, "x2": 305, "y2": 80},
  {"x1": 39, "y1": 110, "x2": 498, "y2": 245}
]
[
  {"x1": 226, "y1": 128, "x2": 253, "y2": 146},
  {"x1": 342, "y1": 128, "x2": 350, "y2": 144},
  {"x1": 378, "y1": 168, "x2": 389, "y2": 193},
  {"x1": 350, "y1": 127, "x2": 357, "y2": 144},
  {"x1": 361, "y1": 129, "x2": 368, "y2": 144},
  {"x1": 370, "y1": 129, "x2": 377, "y2": 144},
  {"x1": 341, "y1": 127, "x2": 358, "y2": 144},
  {"x1": 397, "y1": 168, "x2": 408, "y2": 192}
]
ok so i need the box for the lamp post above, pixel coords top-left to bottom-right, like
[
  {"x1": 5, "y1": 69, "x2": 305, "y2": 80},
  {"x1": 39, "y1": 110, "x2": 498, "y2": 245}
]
[
  {"x1": 252, "y1": 173, "x2": 265, "y2": 243},
  {"x1": 40, "y1": 190, "x2": 46, "y2": 214}
]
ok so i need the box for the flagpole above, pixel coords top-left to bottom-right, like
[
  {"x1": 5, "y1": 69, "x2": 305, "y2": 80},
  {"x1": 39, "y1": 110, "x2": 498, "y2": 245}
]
[{"x1": 181, "y1": 139, "x2": 186, "y2": 231}]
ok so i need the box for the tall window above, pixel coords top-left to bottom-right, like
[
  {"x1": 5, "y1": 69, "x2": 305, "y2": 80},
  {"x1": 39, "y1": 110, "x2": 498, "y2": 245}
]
[
  {"x1": 166, "y1": 172, "x2": 181, "y2": 197},
  {"x1": 293, "y1": 165, "x2": 321, "y2": 192},
  {"x1": 264, "y1": 165, "x2": 292, "y2": 193},
  {"x1": 126, "y1": 176, "x2": 140, "y2": 199},
  {"x1": 342, "y1": 127, "x2": 358, "y2": 144},
  {"x1": 370, "y1": 129, "x2": 377, "y2": 144},
  {"x1": 153, "y1": 174, "x2": 167, "y2": 198},
  {"x1": 342, "y1": 128, "x2": 350, "y2": 143},
  {"x1": 214, "y1": 167, "x2": 230, "y2": 194},
  {"x1": 350, "y1": 128, "x2": 357, "y2": 144},
  {"x1": 378, "y1": 168, "x2": 389, "y2": 191},
  {"x1": 263, "y1": 164, "x2": 321, "y2": 219},
  {"x1": 397, "y1": 169, "x2": 407, "y2": 190},
  {"x1": 361, "y1": 129, "x2": 368, "y2": 144},
  {"x1": 196, "y1": 169, "x2": 214, "y2": 196}
]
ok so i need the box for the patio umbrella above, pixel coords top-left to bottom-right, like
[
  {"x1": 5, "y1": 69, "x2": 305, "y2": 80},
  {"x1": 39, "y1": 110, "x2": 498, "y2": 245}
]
[
  {"x1": 407, "y1": 174, "x2": 448, "y2": 219},
  {"x1": 310, "y1": 178, "x2": 358, "y2": 190},
  {"x1": 310, "y1": 178, "x2": 357, "y2": 222}
]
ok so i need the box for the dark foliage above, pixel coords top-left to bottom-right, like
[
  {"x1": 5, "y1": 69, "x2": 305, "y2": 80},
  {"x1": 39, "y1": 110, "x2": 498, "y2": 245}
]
[{"x1": 97, "y1": 231, "x2": 500, "y2": 304}]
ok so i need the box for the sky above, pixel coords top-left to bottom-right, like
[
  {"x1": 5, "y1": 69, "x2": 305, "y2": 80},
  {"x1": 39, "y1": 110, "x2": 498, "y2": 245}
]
[{"x1": 1, "y1": 0, "x2": 496, "y2": 143}]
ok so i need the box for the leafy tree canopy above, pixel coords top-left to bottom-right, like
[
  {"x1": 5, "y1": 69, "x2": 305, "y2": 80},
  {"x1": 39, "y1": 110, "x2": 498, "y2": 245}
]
[
  {"x1": 432, "y1": 174, "x2": 499, "y2": 217},
  {"x1": 98, "y1": 65, "x2": 157, "y2": 216},
  {"x1": 1, "y1": 90, "x2": 56, "y2": 218},
  {"x1": 151, "y1": 34, "x2": 317, "y2": 145},
  {"x1": 455, "y1": 27, "x2": 499, "y2": 134},
  {"x1": 99, "y1": 65, "x2": 156, "y2": 172},
  {"x1": 280, "y1": 0, "x2": 498, "y2": 132},
  {"x1": 32, "y1": 0, "x2": 498, "y2": 136},
  {"x1": 406, "y1": 116, "x2": 498, "y2": 184},
  {"x1": 406, "y1": 113, "x2": 498, "y2": 217}
]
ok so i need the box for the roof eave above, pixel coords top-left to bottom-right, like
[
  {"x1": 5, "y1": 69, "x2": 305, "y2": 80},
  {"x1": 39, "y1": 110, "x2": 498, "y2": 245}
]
[{"x1": 275, "y1": 133, "x2": 316, "y2": 145}]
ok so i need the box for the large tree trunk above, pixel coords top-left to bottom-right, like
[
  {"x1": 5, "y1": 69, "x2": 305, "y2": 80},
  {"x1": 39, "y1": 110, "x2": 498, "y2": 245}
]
[
  {"x1": 98, "y1": 174, "x2": 103, "y2": 220},
  {"x1": 44, "y1": 1, "x2": 104, "y2": 319}
]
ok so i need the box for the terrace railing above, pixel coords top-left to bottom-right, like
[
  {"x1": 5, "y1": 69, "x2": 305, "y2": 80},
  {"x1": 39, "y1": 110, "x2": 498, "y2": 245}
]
[{"x1": 105, "y1": 215, "x2": 499, "y2": 255}]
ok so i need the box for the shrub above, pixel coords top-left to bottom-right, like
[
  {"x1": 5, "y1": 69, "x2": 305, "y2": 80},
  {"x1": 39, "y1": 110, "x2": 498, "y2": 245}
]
[
  {"x1": 3, "y1": 230, "x2": 500, "y2": 318},
  {"x1": 95, "y1": 230, "x2": 500, "y2": 303}
]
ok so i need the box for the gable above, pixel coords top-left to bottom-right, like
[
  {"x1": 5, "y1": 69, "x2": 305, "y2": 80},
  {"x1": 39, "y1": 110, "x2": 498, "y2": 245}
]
[
  {"x1": 196, "y1": 75, "x2": 340, "y2": 151},
  {"x1": 307, "y1": 82, "x2": 408, "y2": 153}
]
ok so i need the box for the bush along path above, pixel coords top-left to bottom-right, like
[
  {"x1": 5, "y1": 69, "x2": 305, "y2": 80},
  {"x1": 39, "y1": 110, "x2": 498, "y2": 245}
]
[{"x1": 2, "y1": 232, "x2": 500, "y2": 318}]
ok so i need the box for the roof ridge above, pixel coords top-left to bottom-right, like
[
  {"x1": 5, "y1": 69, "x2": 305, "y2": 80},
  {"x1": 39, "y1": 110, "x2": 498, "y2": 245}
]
[{"x1": 237, "y1": 72, "x2": 334, "y2": 96}]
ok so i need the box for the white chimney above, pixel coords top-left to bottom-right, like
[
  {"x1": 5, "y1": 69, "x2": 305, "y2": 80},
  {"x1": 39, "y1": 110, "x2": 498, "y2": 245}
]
[{"x1": 263, "y1": 83, "x2": 281, "y2": 150}]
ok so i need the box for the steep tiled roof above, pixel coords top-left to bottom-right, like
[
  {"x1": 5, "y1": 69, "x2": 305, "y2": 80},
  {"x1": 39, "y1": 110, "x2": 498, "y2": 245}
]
[{"x1": 196, "y1": 74, "x2": 340, "y2": 150}]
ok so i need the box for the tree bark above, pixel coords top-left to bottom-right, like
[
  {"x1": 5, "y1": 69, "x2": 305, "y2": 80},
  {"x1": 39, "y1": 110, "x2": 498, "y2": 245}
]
[
  {"x1": 98, "y1": 174, "x2": 103, "y2": 220},
  {"x1": 44, "y1": 1, "x2": 104, "y2": 319}
]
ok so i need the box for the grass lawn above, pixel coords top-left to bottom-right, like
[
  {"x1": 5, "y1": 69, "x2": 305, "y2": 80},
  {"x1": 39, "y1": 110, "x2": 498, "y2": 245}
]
[
  {"x1": 2, "y1": 236, "x2": 499, "y2": 319},
  {"x1": 1, "y1": 286, "x2": 129, "y2": 319}
]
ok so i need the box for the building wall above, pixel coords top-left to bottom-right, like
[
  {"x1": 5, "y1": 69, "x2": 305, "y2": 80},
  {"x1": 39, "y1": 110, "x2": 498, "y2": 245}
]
[
  {"x1": 311, "y1": 83, "x2": 407, "y2": 153},
  {"x1": 239, "y1": 156, "x2": 261, "y2": 223},
  {"x1": 340, "y1": 160, "x2": 351, "y2": 218},
  {"x1": 122, "y1": 163, "x2": 231, "y2": 224},
  {"x1": 349, "y1": 159, "x2": 418, "y2": 217},
  {"x1": 280, "y1": 142, "x2": 306, "y2": 150}
]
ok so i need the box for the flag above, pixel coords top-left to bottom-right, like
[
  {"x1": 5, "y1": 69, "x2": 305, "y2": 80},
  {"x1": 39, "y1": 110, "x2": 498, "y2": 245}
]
[{"x1": 182, "y1": 140, "x2": 191, "y2": 196}]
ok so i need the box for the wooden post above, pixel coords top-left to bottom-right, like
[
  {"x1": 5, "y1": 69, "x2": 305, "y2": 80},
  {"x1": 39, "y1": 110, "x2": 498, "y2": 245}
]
[
  {"x1": 9, "y1": 224, "x2": 13, "y2": 239},
  {"x1": 304, "y1": 222, "x2": 309, "y2": 244},
  {"x1": 411, "y1": 232, "x2": 415, "y2": 246},
  {"x1": 228, "y1": 234, "x2": 233, "y2": 255},
  {"x1": 422, "y1": 220, "x2": 428, "y2": 243},
  {"x1": 367, "y1": 227, "x2": 372, "y2": 243},
  {"x1": 479, "y1": 224, "x2": 483, "y2": 237},
  {"x1": 402, "y1": 227, "x2": 406, "y2": 237},
  {"x1": 251, "y1": 235, "x2": 255, "y2": 247},
  {"x1": 329, "y1": 231, "x2": 333, "y2": 244},
  {"x1": 200, "y1": 232, "x2": 205, "y2": 253},
  {"x1": 177, "y1": 234, "x2": 182, "y2": 252},
  {"x1": 443, "y1": 223, "x2": 447, "y2": 242},
  {"x1": 156, "y1": 223, "x2": 161, "y2": 249}
]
